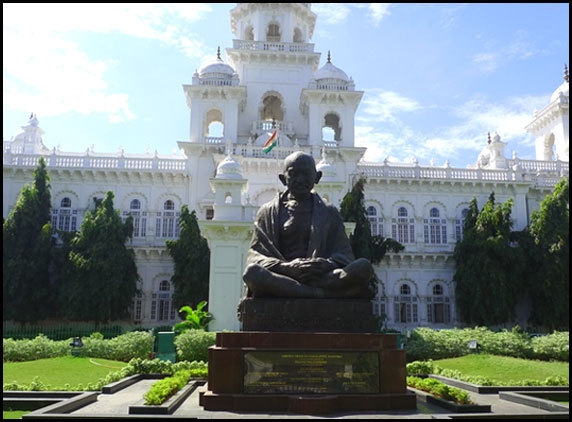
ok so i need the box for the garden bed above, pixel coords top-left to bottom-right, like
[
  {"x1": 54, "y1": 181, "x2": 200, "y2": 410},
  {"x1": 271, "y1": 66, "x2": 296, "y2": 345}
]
[
  {"x1": 409, "y1": 387, "x2": 491, "y2": 413},
  {"x1": 129, "y1": 379, "x2": 205, "y2": 415}
]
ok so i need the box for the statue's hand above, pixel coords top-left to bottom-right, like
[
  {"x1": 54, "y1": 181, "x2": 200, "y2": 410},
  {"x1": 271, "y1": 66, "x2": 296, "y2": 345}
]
[{"x1": 289, "y1": 258, "x2": 336, "y2": 285}]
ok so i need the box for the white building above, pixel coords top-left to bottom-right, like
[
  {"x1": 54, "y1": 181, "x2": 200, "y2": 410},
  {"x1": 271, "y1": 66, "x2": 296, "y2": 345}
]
[{"x1": 3, "y1": 3, "x2": 569, "y2": 332}]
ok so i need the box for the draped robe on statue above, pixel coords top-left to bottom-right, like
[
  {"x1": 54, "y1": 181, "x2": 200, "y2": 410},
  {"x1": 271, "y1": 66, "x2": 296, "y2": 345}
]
[{"x1": 242, "y1": 190, "x2": 356, "y2": 297}]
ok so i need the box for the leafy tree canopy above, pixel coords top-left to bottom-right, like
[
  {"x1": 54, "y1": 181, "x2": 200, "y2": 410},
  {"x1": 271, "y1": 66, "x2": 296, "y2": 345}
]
[
  {"x1": 3, "y1": 157, "x2": 55, "y2": 324},
  {"x1": 166, "y1": 206, "x2": 210, "y2": 310},
  {"x1": 62, "y1": 191, "x2": 140, "y2": 324}
]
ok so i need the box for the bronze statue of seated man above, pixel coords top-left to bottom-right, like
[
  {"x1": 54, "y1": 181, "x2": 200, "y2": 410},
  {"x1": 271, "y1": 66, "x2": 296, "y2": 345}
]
[{"x1": 242, "y1": 151, "x2": 374, "y2": 299}]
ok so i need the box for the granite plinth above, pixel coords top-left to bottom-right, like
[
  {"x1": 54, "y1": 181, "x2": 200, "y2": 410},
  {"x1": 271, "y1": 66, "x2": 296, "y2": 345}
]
[
  {"x1": 238, "y1": 298, "x2": 378, "y2": 332},
  {"x1": 199, "y1": 332, "x2": 416, "y2": 415}
]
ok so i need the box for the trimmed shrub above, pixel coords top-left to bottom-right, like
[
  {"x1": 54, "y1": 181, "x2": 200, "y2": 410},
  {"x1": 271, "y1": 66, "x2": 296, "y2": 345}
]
[{"x1": 173, "y1": 329, "x2": 216, "y2": 363}]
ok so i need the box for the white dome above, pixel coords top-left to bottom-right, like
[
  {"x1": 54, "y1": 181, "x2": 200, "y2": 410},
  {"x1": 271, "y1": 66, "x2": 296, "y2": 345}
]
[
  {"x1": 198, "y1": 47, "x2": 236, "y2": 78},
  {"x1": 199, "y1": 59, "x2": 236, "y2": 77},
  {"x1": 550, "y1": 80, "x2": 569, "y2": 103},
  {"x1": 316, "y1": 150, "x2": 337, "y2": 181},
  {"x1": 314, "y1": 52, "x2": 349, "y2": 82},
  {"x1": 550, "y1": 65, "x2": 569, "y2": 103},
  {"x1": 216, "y1": 155, "x2": 242, "y2": 179},
  {"x1": 314, "y1": 61, "x2": 349, "y2": 82}
]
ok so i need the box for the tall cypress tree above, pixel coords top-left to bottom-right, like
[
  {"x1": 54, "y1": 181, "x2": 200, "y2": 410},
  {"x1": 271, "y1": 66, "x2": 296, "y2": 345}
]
[
  {"x1": 61, "y1": 191, "x2": 139, "y2": 324},
  {"x1": 453, "y1": 193, "x2": 525, "y2": 326},
  {"x1": 339, "y1": 178, "x2": 404, "y2": 264},
  {"x1": 527, "y1": 177, "x2": 569, "y2": 330},
  {"x1": 166, "y1": 206, "x2": 210, "y2": 310},
  {"x1": 339, "y1": 178, "x2": 404, "y2": 298},
  {"x1": 3, "y1": 157, "x2": 55, "y2": 323}
]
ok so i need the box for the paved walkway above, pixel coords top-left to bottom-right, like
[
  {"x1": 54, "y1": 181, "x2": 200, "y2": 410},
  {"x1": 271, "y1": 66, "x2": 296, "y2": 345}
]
[{"x1": 33, "y1": 378, "x2": 568, "y2": 419}]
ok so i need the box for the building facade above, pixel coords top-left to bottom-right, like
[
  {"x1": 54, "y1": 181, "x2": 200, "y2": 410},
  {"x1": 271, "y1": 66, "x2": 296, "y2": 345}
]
[{"x1": 3, "y1": 3, "x2": 569, "y2": 332}]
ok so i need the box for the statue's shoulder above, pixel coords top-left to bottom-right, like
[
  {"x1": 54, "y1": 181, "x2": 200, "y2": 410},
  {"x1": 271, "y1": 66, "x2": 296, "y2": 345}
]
[{"x1": 315, "y1": 194, "x2": 342, "y2": 215}]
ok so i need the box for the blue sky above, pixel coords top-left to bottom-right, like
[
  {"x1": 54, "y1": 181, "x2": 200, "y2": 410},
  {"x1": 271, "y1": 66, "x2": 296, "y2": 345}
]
[{"x1": 3, "y1": 3, "x2": 569, "y2": 168}]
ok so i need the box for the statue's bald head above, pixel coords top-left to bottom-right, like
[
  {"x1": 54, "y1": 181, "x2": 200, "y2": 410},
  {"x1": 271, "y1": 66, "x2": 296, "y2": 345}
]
[
  {"x1": 279, "y1": 152, "x2": 322, "y2": 197},
  {"x1": 282, "y1": 151, "x2": 316, "y2": 173}
]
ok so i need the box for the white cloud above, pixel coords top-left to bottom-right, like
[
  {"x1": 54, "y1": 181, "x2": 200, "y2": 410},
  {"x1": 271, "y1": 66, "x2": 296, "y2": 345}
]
[
  {"x1": 312, "y1": 3, "x2": 392, "y2": 27},
  {"x1": 359, "y1": 89, "x2": 421, "y2": 124},
  {"x1": 355, "y1": 87, "x2": 549, "y2": 166},
  {"x1": 2, "y1": 3, "x2": 212, "y2": 122},
  {"x1": 472, "y1": 53, "x2": 498, "y2": 73},
  {"x1": 367, "y1": 3, "x2": 391, "y2": 26},
  {"x1": 311, "y1": 4, "x2": 352, "y2": 25},
  {"x1": 471, "y1": 31, "x2": 539, "y2": 74}
]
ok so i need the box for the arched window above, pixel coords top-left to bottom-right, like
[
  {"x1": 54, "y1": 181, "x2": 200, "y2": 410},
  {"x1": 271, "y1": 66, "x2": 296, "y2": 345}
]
[
  {"x1": 244, "y1": 25, "x2": 254, "y2": 41},
  {"x1": 372, "y1": 283, "x2": 386, "y2": 320},
  {"x1": 427, "y1": 283, "x2": 451, "y2": 324},
  {"x1": 156, "y1": 200, "x2": 180, "y2": 238},
  {"x1": 205, "y1": 109, "x2": 224, "y2": 141},
  {"x1": 394, "y1": 283, "x2": 418, "y2": 323},
  {"x1": 455, "y1": 208, "x2": 469, "y2": 240},
  {"x1": 150, "y1": 280, "x2": 176, "y2": 321},
  {"x1": 424, "y1": 207, "x2": 447, "y2": 244},
  {"x1": 293, "y1": 27, "x2": 303, "y2": 43},
  {"x1": 266, "y1": 23, "x2": 280, "y2": 42},
  {"x1": 123, "y1": 198, "x2": 147, "y2": 238},
  {"x1": 392, "y1": 206, "x2": 415, "y2": 244},
  {"x1": 51, "y1": 197, "x2": 78, "y2": 233},
  {"x1": 130, "y1": 291, "x2": 143, "y2": 322},
  {"x1": 367, "y1": 206, "x2": 384, "y2": 236},
  {"x1": 261, "y1": 94, "x2": 284, "y2": 122},
  {"x1": 323, "y1": 113, "x2": 341, "y2": 142}
]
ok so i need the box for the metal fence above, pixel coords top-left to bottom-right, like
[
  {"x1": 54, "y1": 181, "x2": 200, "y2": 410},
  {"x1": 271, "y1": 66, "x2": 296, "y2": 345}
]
[{"x1": 2, "y1": 322, "x2": 174, "y2": 341}]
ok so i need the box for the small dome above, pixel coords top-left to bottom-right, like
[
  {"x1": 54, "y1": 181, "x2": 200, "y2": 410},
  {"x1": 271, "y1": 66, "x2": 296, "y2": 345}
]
[
  {"x1": 550, "y1": 80, "x2": 569, "y2": 103},
  {"x1": 198, "y1": 47, "x2": 236, "y2": 78},
  {"x1": 199, "y1": 59, "x2": 235, "y2": 77},
  {"x1": 216, "y1": 155, "x2": 242, "y2": 179},
  {"x1": 314, "y1": 51, "x2": 349, "y2": 82},
  {"x1": 316, "y1": 149, "x2": 337, "y2": 181},
  {"x1": 550, "y1": 65, "x2": 569, "y2": 103}
]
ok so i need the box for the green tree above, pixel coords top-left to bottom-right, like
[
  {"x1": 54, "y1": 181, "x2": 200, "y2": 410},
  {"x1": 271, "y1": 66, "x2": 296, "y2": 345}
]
[
  {"x1": 339, "y1": 178, "x2": 404, "y2": 302},
  {"x1": 453, "y1": 193, "x2": 526, "y2": 326},
  {"x1": 339, "y1": 178, "x2": 405, "y2": 264},
  {"x1": 166, "y1": 206, "x2": 210, "y2": 310},
  {"x1": 527, "y1": 177, "x2": 569, "y2": 330},
  {"x1": 61, "y1": 191, "x2": 140, "y2": 324},
  {"x1": 3, "y1": 157, "x2": 55, "y2": 323}
]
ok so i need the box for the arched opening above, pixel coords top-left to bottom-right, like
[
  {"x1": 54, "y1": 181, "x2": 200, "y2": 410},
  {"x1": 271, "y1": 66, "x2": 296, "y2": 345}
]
[
  {"x1": 543, "y1": 133, "x2": 555, "y2": 161},
  {"x1": 205, "y1": 109, "x2": 224, "y2": 139},
  {"x1": 266, "y1": 23, "x2": 280, "y2": 42},
  {"x1": 324, "y1": 113, "x2": 341, "y2": 142},
  {"x1": 244, "y1": 25, "x2": 254, "y2": 41},
  {"x1": 261, "y1": 93, "x2": 284, "y2": 122},
  {"x1": 293, "y1": 27, "x2": 303, "y2": 43}
]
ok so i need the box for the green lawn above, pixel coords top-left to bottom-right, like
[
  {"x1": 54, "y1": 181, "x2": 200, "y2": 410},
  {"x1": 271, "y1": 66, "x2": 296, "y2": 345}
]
[
  {"x1": 3, "y1": 354, "x2": 569, "y2": 419},
  {"x1": 3, "y1": 356, "x2": 128, "y2": 419},
  {"x1": 3, "y1": 410, "x2": 28, "y2": 419},
  {"x1": 3, "y1": 356, "x2": 127, "y2": 390},
  {"x1": 432, "y1": 353, "x2": 569, "y2": 384}
]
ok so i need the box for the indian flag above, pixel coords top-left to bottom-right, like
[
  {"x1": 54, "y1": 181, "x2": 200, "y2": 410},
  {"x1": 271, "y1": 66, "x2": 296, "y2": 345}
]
[{"x1": 263, "y1": 129, "x2": 278, "y2": 153}]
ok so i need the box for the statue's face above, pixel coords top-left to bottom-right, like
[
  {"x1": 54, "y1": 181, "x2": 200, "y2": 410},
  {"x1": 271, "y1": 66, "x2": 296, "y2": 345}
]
[{"x1": 281, "y1": 154, "x2": 318, "y2": 198}]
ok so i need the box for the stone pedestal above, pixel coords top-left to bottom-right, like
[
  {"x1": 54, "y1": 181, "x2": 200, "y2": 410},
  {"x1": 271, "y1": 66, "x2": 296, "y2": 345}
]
[
  {"x1": 238, "y1": 298, "x2": 379, "y2": 332},
  {"x1": 199, "y1": 332, "x2": 416, "y2": 415}
]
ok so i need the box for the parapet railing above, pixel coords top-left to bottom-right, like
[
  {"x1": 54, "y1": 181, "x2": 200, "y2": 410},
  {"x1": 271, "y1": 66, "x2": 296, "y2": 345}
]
[
  {"x1": 4, "y1": 145, "x2": 567, "y2": 188},
  {"x1": 3, "y1": 150, "x2": 188, "y2": 172},
  {"x1": 232, "y1": 39, "x2": 315, "y2": 53}
]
